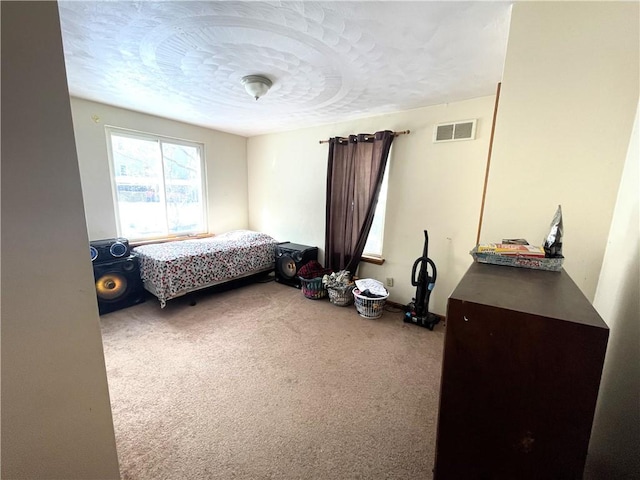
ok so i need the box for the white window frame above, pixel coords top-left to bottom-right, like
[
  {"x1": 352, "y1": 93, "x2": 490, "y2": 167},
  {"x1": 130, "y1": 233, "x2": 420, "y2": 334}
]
[{"x1": 105, "y1": 127, "x2": 208, "y2": 241}]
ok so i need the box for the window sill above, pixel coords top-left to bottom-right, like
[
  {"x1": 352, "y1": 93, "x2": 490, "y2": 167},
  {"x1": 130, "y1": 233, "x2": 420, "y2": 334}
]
[
  {"x1": 361, "y1": 254, "x2": 385, "y2": 265},
  {"x1": 130, "y1": 233, "x2": 214, "y2": 248}
]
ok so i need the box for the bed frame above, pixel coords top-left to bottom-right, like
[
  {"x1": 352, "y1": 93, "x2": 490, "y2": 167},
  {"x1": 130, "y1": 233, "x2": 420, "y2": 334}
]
[{"x1": 141, "y1": 265, "x2": 273, "y2": 306}]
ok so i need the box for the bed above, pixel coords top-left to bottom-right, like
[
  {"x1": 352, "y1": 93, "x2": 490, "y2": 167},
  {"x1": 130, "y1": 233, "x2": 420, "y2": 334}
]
[{"x1": 133, "y1": 230, "x2": 279, "y2": 307}]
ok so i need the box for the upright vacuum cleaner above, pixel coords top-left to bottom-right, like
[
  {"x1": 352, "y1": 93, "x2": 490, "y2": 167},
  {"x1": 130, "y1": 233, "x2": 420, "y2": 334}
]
[{"x1": 404, "y1": 230, "x2": 440, "y2": 330}]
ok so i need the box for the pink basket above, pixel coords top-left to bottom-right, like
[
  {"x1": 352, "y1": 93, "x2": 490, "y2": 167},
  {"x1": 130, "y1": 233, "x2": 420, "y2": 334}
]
[{"x1": 299, "y1": 277, "x2": 328, "y2": 300}]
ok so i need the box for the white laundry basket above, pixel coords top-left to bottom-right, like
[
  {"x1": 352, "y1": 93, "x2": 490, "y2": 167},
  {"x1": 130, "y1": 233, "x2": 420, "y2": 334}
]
[{"x1": 353, "y1": 288, "x2": 389, "y2": 319}]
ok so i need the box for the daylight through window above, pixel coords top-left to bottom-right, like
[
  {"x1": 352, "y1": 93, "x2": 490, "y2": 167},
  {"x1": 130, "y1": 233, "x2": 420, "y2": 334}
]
[
  {"x1": 107, "y1": 128, "x2": 206, "y2": 240},
  {"x1": 363, "y1": 157, "x2": 391, "y2": 256}
]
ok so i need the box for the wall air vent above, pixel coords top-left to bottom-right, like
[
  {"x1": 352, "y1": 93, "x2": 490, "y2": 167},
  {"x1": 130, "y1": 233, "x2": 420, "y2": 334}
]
[{"x1": 433, "y1": 119, "x2": 477, "y2": 143}]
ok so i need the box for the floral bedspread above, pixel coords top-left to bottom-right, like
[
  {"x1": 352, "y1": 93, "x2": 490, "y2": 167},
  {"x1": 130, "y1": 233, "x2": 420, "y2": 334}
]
[{"x1": 133, "y1": 230, "x2": 278, "y2": 307}]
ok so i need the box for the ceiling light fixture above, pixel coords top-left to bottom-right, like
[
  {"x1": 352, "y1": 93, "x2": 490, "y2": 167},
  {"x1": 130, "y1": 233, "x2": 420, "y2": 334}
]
[{"x1": 242, "y1": 75, "x2": 272, "y2": 101}]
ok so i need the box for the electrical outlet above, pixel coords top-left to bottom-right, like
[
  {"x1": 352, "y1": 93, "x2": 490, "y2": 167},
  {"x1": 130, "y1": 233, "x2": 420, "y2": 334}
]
[{"x1": 386, "y1": 277, "x2": 394, "y2": 287}]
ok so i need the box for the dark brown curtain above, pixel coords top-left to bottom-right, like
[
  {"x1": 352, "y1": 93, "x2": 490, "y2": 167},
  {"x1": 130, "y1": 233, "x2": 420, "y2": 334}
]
[{"x1": 325, "y1": 130, "x2": 394, "y2": 273}]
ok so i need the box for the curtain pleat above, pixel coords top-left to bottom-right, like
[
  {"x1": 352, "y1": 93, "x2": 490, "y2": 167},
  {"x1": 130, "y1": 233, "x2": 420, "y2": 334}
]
[{"x1": 324, "y1": 130, "x2": 394, "y2": 273}]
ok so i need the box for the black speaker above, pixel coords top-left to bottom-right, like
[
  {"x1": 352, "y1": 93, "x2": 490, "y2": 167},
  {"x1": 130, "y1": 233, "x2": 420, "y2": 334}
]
[
  {"x1": 90, "y1": 238, "x2": 130, "y2": 264},
  {"x1": 275, "y1": 242, "x2": 319, "y2": 288},
  {"x1": 93, "y1": 255, "x2": 145, "y2": 315}
]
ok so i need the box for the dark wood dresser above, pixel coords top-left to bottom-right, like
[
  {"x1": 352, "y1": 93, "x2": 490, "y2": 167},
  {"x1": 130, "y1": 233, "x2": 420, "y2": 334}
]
[{"x1": 434, "y1": 263, "x2": 609, "y2": 479}]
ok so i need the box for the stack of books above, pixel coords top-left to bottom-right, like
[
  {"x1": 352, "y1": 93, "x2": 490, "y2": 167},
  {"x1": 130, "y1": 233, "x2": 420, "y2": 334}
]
[
  {"x1": 470, "y1": 242, "x2": 563, "y2": 272},
  {"x1": 476, "y1": 243, "x2": 546, "y2": 258}
]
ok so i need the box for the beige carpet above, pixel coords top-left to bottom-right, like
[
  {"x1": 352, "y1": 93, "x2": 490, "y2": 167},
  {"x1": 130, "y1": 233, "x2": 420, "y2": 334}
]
[{"x1": 99, "y1": 277, "x2": 445, "y2": 479}]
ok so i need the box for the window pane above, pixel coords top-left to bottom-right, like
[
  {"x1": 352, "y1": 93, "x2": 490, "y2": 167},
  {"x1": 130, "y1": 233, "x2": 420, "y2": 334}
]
[
  {"x1": 162, "y1": 143, "x2": 205, "y2": 234},
  {"x1": 111, "y1": 135, "x2": 168, "y2": 239},
  {"x1": 109, "y1": 130, "x2": 207, "y2": 241},
  {"x1": 364, "y1": 163, "x2": 390, "y2": 255}
]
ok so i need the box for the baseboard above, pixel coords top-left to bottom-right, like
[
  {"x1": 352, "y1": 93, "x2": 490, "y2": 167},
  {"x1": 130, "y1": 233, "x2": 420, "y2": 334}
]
[
  {"x1": 386, "y1": 299, "x2": 406, "y2": 310},
  {"x1": 386, "y1": 299, "x2": 446, "y2": 324}
]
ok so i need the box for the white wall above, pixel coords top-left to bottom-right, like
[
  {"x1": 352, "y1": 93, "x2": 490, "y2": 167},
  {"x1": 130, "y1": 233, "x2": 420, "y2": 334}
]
[
  {"x1": 1, "y1": 3, "x2": 120, "y2": 479},
  {"x1": 481, "y1": 1, "x2": 639, "y2": 300},
  {"x1": 70, "y1": 98, "x2": 249, "y2": 240},
  {"x1": 248, "y1": 96, "x2": 497, "y2": 315},
  {"x1": 587, "y1": 102, "x2": 639, "y2": 478}
]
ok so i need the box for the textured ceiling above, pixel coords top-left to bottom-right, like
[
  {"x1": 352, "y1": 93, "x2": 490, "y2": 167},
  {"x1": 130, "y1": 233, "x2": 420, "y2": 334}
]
[{"x1": 58, "y1": 1, "x2": 512, "y2": 137}]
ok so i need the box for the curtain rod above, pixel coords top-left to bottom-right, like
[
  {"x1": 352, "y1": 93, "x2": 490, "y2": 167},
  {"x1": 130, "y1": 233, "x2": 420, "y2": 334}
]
[{"x1": 318, "y1": 129, "x2": 410, "y2": 144}]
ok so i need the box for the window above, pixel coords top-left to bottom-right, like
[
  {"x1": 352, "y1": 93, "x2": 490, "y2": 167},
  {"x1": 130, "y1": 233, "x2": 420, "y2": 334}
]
[
  {"x1": 106, "y1": 128, "x2": 206, "y2": 240},
  {"x1": 363, "y1": 158, "x2": 390, "y2": 257}
]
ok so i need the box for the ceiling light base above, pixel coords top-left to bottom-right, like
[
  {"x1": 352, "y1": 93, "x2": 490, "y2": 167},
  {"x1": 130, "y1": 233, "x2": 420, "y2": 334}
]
[{"x1": 242, "y1": 75, "x2": 272, "y2": 100}]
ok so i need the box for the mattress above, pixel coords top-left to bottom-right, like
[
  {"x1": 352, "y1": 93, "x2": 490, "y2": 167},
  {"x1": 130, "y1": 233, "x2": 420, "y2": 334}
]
[{"x1": 133, "y1": 230, "x2": 278, "y2": 306}]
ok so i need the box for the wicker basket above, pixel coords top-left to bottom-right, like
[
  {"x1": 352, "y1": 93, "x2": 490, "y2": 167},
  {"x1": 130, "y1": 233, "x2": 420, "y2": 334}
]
[
  {"x1": 470, "y1": 249, "x2": 564, "y2": 272},
  {"x1": 327, "y1": 284, "x2": 355, "y2": 306},
  {"x1": 353, "y1": 288, "x2": 389, "y2": 319},
  {"x1": 299, "y1": 277, "x2": 328, "y2": 300}
]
